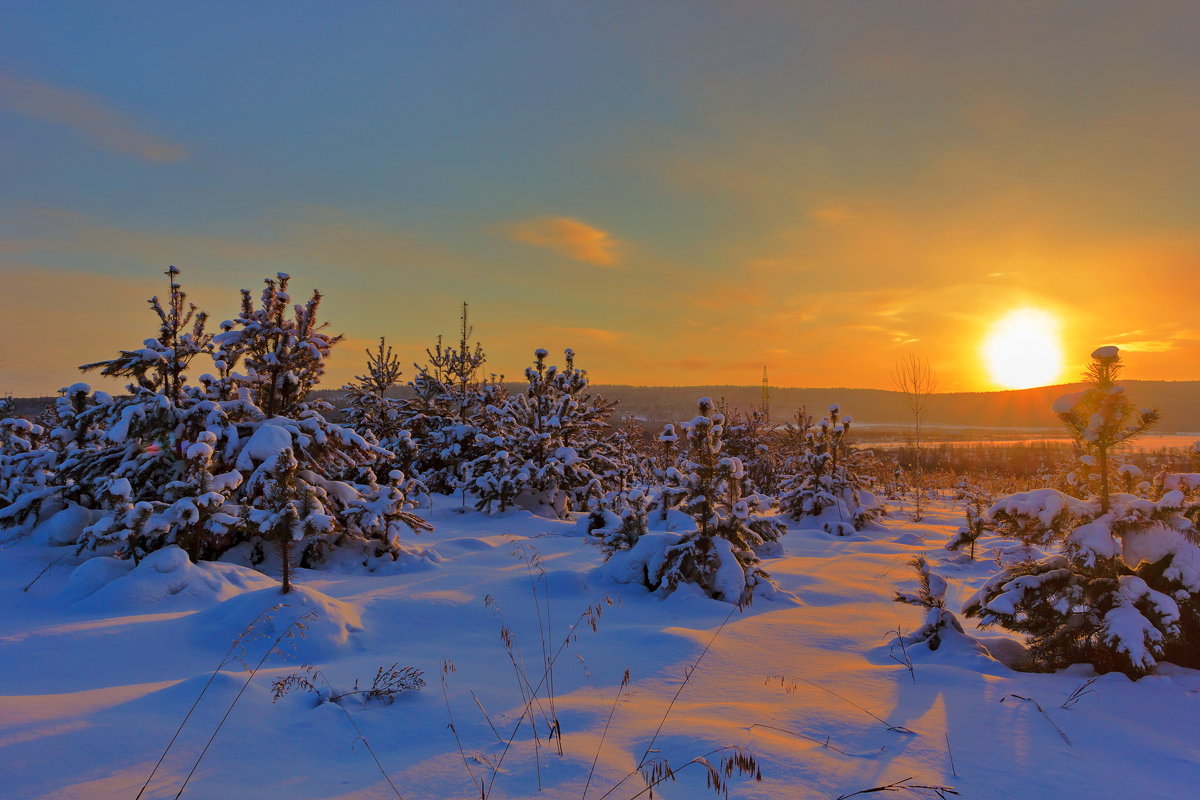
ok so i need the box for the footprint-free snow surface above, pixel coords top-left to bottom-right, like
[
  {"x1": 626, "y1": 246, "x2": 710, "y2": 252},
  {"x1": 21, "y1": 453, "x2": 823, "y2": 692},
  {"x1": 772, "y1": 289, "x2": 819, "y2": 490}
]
[{"x1": 2, "y1": 496, "x2": 1197, "y2": 799}]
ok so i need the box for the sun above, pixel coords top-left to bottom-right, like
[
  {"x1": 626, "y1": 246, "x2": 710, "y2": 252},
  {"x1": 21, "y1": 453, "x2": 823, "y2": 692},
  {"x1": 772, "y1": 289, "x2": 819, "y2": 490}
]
[{"x1": 982, "y1": 308, "x2": 1064, "y2": 389}]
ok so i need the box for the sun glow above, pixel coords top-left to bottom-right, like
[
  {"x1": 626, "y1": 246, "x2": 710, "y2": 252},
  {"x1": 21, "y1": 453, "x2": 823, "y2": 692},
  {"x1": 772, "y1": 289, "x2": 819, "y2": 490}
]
[{"x1": 982, "y1": 308, "x2": 1064, "y2": 389}]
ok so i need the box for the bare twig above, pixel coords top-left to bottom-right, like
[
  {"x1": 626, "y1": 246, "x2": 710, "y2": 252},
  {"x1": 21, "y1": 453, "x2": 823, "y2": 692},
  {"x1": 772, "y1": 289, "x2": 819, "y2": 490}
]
[
  {"x1": 1060, "y1": 677, "x2": 1100, "y2": 709},
  {"x1": 597, "y1": 603, "x2": 740, "y2": 800},
  {"x1": 1001, "y1": 693, "x2": 1071, "y2": 747},
  {"x1": 470, "y1": 690, "x2": 504, "y2": 743},
  {"x1": 135, "y1": 603, "x2": 280, "y2": 800},
  {"x1": 174, "y1": 610, "x2": 317, "y2": 798},
  {"x1": 23, "y1": 550, "x2": 71, "y2": 592},
  {"x1": 440, "y1": 660, "x2": 483, "y2": 798},
  {"x1": 623, "y1": 746, "x2": 761, "y2": 800},
  {"x1": 888, "y1": 628, "x2": 916, "y2": 685},
  {"x1": 582, "y1": 669, "x2": 631, "y2": 800},
  {"x1": 764, "y1": 674, "x2": 917, "y2": 735},
  {"x1": 482, "y1": 596, "x2": 615, "y2": 798},
  {"x1": 748, "y1": 723, "x2": 852, "y2": 756},
  {"x1": 314, "y1": 671, "x2": 405, "y2": 799},
  {"x1": 836, "y1": 776, "x2": 958, "y2": 799}
]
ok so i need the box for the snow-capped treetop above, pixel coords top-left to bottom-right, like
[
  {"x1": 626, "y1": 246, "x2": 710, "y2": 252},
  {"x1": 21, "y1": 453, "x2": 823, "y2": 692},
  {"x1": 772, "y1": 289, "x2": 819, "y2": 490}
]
[
  {"x1": 212, "y1": 273, "x2": 342, "y2": 416},
  {"x1": 1055, "y1": 347, "x2": 1159, "y2": 512},
  {"x1": 80, "y1": 267, "x2": 213, "y2": 407}
]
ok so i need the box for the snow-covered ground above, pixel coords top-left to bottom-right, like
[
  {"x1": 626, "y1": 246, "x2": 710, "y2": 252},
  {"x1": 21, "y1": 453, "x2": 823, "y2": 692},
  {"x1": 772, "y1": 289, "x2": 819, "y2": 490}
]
[{"x1": 2, "y1": 496, "x2": 1197, "y2": 800}]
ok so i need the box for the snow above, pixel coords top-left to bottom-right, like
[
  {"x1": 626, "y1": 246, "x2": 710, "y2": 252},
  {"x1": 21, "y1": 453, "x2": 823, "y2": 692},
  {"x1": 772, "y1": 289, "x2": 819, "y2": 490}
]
[
  {"x1": 234, "y1": 421, "x2": 294, "y2": 470},
  {"x1": 1, "y1": 494, "x2": 1199, "y2": 799},
  {"x1": 62, "y1": 546, "x2": 278, "y2": 610},
  {"x1": 1051, "y1": 390, "x2": 1084, "y2": 414},
  {"x1": 987, "y1": 488, "x2": 1089, "y2": 529},
  {"x1": 1102, "y1": 576, "x2": 1179, "y2": 672}
]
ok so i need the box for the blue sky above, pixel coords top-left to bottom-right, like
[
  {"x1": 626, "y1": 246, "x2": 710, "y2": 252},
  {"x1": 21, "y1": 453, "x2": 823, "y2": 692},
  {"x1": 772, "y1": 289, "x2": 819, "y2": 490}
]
[{"x1": 3, "y1": 2, "x2": 1199, "y2": 394}]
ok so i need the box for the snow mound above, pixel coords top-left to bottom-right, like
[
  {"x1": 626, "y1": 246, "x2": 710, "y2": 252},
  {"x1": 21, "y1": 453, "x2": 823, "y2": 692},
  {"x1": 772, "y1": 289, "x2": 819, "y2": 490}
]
[
  {"x1": 28, "y1": 503, "x2": 94, "y2": 546},
  {"x1": 192, "y1": 585, "x2": 363, "y2": 661},
  {"x1": 63, "y1": 546, "x2": 278, "y2": 610},
  {"x1": 597, "y1": 531, "x2": 681, "y2": 589}
]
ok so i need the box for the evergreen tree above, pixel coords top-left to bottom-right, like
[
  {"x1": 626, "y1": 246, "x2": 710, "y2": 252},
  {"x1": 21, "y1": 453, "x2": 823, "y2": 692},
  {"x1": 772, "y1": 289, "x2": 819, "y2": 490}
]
[
  {"x1": 894, "y1": 556, "x2": 967, "y2": 650},
  {"x1": 1053, "y1": 346, "x2": 1159, "y2": 513},
  {"x1": 342, "y1": 338, "x2": 424, "y2": 495},
  {"x1": 640, "y1": 398, "x2": 783, "y2": 604},
  {"x1": 0, "y1": 268, "x2": 432, "y2": 584},
  {"x1": 720, "y1": 405, "x2": 779, "y2": 494},
  {"x1": 398, "y1": 303, "x2": 500, "y2": 497},
  {"x1": 779, "y1": 405, "x2": 881, "y2": 534},
  {"x1": 211, "y1": 272, "x2": 341, "y2": 416},
  {"x1": 965, "y1": 347, "x2": 1200, "y2": 678},
  {"x1": 0, "y1": 411, "x2": 55, "y2": 528},
  {"x1": 945, "y1": 479, "x2": 991, "y2": 560},
  {"x1": 586, "y1": 488, "x2": 651, "y2": 558},
  {"x1": 467, "y1": 348, "x2": 621, "y2": 516}
]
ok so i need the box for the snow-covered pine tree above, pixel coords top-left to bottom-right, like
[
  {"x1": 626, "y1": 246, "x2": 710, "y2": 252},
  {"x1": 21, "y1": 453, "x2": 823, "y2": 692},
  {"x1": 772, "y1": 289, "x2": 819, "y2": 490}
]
[
  {"x1": 640, "y1": 398, "x2": 783, "y2": 604},
  {"x1": 652, "y1": 423, "x2": 688, "y2": 523},
  {"x1": 586, "y1": 488, "x2": 651, "y2": 558},
  {"x1": 964, "y1": 347, "x2": 1200, "y2": 678},
  {"x1": 467, "y1": 348, "x2": 621, "y2": 517},
  {"x1": 344, "y1": 337, "x2": 405, "y2": 439},
  {"x1": 341, "y1": 338, "x2": 424, "y2": 496},
  {"x1": 945, "y1": 479, "x2": 991, "y2": 560},
  {"x1": 1053, "y1": 346, "x2": 1159, "y2": 513},
  {"x1": 397, "y1": 303, "x2": 500, "y2": 497},
  {"x1": 211, "y1": 272, "x2": 341, "y2": 417},
  {"x1": 0, "y1": 412, "x2": 54, "y2": 529},
  {"x1": 778, "y1": 405, "x2": 882, "y2": 535},
  {"x1": 894, "y1": 556, "x2": 967, "y2": 650},
  {"x1": 3, "y1": 268, "x2": 432, "y2": 581},
  {"x1": 720, "y1": 405, "x2": 779, "y2": 495}
]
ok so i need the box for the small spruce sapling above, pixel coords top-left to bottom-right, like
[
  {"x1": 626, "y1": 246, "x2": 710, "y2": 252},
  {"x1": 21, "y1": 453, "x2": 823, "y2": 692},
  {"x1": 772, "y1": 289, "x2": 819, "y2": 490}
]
[
  {"x1": 645, "y1": 398, "x2": 783, "y2": 604},
  {"x1": 894, "y1": 556, "x2": 966, "y2": 650},
  {"x1": 779, "y1": 405, "x2": 882, "y2": 534}
]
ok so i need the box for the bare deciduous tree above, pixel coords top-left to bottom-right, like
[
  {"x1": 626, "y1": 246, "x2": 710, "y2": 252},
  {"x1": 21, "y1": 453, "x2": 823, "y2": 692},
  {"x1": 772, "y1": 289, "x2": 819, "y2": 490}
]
[
  {"x1": 893, "y1": 354, "x2": 938, "y2": 521},
  {"x1": 892, "y1": 353, "x2": 938, "y2": 448}
]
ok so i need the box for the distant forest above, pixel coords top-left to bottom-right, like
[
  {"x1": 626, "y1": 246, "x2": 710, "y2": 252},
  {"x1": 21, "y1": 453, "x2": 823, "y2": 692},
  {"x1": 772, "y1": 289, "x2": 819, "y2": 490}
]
[{"x1": 11, "y1": 380, "x2": 1200, "y2": 435}]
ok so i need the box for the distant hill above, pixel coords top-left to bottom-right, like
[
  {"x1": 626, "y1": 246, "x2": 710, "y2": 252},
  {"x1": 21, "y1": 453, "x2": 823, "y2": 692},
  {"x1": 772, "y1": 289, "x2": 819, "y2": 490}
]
[
  {"x1": 11, "y1": 380, "x2": 1200, "y2": 434},
  {"x1": 578, "y1": 381, "x2": 1200, "y2": 433}
]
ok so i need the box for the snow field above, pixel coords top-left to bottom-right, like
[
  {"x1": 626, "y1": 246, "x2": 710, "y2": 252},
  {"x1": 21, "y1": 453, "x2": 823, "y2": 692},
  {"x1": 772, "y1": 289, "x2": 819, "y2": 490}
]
[{"x1": 1, "y1": 495, "x2": 1198, "y2": 799}]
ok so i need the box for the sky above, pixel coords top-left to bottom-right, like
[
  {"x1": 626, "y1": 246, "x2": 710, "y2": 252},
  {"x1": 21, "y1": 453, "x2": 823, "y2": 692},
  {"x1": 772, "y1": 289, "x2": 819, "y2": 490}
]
[{"x1": 2, "y1": 1, "x2": 1199, "y2": 396}]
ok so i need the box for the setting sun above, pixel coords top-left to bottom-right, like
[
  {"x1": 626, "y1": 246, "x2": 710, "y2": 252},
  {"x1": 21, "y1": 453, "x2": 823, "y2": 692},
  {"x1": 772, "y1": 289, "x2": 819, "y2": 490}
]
[{"x1": 982, "y1": 308, "x2": 1064, "y2": 389}]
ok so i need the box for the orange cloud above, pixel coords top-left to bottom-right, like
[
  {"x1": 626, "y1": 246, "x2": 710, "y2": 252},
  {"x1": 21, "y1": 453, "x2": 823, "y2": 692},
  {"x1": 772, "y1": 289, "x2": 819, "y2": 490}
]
[
  {"x1": 544, "y1": 326, "x2": 626, "y2": 343},
  {"x1": 809, "y1": 204, "x2": 856, "y2": 225},
  {"x1": 503, "y1": 216, "x2": 621, "y2": 266},
  {"x1": 0, "y1": 72, "x2": 187, "y2": 163}
]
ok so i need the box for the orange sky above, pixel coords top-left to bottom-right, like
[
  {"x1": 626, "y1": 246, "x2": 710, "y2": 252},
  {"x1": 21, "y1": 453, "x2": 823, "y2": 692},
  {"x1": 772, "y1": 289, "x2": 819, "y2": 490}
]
[{"x1": 2, "y1": 3, "x2": 1199, "y2": 395}]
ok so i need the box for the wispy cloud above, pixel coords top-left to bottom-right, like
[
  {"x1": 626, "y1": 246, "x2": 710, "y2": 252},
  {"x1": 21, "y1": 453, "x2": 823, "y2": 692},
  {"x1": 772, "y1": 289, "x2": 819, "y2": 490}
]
[
  {"x1": 0, "y1": 72, "x2": 187, "y2": 163},
  {"x1": 808, "y1": 204, "x2": 855, "y2": 225},
  {"x1": 544, "y1": 325, "x2": 626, "y2": 343},
  {"x1": 502, "y1": 216, "x2": 621, "y2": 266}
]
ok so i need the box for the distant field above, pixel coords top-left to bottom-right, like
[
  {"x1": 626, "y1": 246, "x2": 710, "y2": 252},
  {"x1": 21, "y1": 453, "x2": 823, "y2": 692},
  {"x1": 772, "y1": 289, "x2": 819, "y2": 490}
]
[{"x1": 860, "y1": 433, "x2": 1199, "y2": 452}]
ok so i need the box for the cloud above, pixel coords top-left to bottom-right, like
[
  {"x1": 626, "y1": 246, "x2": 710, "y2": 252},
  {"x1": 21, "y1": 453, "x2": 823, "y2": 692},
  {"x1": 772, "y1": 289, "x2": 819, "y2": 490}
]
[
  {"x1": 502, "y1": 216, "x2": 621, "y2": 266},
  {"x1": 808, "y1": 204, "x2": 855, "y2": 225},
  {"x1": 1115, "y1": 341, "x2": 1176, "y2": 353},
  {"x1": 0, "y1": 72, "x2": 187, "y2": 163},
  {"x1": 544, "y1": 326, "x2": 626, "y2": 343}
]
